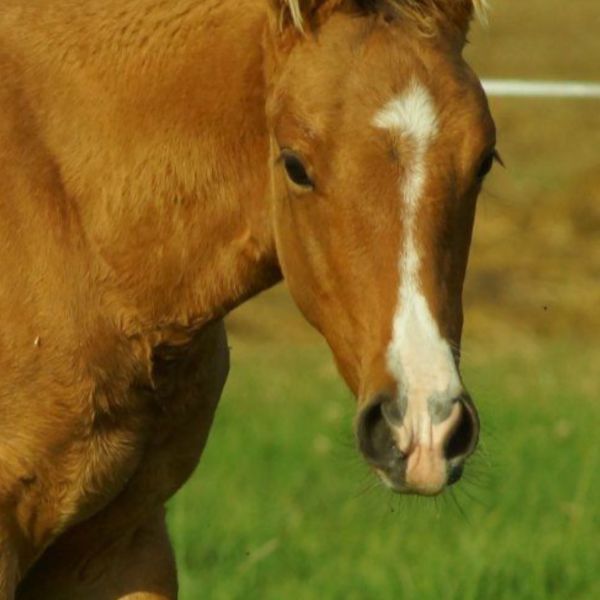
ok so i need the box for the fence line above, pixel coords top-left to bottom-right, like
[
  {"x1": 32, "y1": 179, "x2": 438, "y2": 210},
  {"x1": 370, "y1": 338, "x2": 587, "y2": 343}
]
[{"x1": 482, "y1": 79, "x2": 600, "y2": 98}]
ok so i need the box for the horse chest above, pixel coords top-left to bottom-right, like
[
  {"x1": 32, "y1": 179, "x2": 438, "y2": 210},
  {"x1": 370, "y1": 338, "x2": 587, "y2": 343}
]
[{"x1": 98, "y1": 320, "x2": 230, "y2": 507}]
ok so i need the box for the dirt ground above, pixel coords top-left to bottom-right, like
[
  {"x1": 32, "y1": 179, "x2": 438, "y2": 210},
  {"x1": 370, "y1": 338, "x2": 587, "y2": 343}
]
[{"x1": 464, "y1": 0, "x2": 600, "y2": 344}]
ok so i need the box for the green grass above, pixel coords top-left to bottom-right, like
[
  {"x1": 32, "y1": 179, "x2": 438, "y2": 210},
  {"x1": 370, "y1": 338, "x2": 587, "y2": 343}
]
[{"x1": 167, "y1": 337, "x2": 599, "y2": 600}]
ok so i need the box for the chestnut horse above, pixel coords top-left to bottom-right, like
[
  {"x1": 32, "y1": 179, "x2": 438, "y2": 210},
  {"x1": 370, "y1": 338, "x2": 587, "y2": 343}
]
[{"x1": 0, "y1": 0, "x2": 496, "y2": 597}]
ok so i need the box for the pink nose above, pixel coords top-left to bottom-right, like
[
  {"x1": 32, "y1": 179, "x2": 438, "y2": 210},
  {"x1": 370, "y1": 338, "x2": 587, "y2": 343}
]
[
  {"x1": 403, "y1": 401, "x2": 464, "y2": 494},
  {"x1": 356, "y1": 393, "x2": 479, "y2": 495}
]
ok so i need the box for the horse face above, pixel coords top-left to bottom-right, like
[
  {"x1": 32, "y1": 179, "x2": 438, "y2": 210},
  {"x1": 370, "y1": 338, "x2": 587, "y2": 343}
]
[{"x1": 266, "y1": 6, "x2": 495, "y2": 495}]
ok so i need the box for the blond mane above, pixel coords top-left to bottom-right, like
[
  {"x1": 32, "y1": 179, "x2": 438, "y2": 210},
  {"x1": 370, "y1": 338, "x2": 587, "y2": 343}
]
[{"x1": 284, "y1": 0, "x2": 489, "y2": 33}]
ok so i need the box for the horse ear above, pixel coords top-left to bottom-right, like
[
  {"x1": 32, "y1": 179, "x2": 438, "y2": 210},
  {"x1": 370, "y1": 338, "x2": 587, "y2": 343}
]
[
  {"x1": 438, "y1": 0, "x2": 488, "y2": 38},
  {"x1": 269, "y1": 1, "x2": 344, "y2": 33}
]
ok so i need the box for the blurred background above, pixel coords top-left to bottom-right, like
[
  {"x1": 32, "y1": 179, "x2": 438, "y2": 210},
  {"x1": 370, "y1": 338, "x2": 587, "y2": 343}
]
[{"x1": 168, "y1": 1, "x2": 599, "y2": 598}]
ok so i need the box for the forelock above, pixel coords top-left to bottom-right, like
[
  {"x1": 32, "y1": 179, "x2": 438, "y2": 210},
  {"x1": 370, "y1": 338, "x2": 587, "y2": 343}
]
[{"x1": 282, "y1": 0, "x2": 489, "y2": 34}]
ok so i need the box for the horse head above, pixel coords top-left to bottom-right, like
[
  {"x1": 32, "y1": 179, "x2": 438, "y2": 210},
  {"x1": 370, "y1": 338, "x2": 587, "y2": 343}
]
[{"x1": 262, "y1": 1, "x2": 496, "y2": 495}]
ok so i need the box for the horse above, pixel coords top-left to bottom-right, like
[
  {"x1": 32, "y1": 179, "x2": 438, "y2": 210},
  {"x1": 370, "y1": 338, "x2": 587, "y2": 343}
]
[{"x1": 0, "y1": 0, "x2": 496, "y2": 597}]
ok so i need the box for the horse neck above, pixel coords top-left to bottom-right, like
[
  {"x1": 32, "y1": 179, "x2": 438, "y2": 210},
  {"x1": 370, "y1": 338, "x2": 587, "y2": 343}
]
[{"x1": 40, "y1": 0, "x2": 282, "y2": 339}]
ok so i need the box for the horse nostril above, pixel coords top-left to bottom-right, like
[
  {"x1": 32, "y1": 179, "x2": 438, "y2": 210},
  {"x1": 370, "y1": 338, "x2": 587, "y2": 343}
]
[
  {"x1": 357, "y1": 396, "x2": 400, "y2": 466},
  {"x1": 444, "y1": 398, "x2": 479, "y2": 461}
]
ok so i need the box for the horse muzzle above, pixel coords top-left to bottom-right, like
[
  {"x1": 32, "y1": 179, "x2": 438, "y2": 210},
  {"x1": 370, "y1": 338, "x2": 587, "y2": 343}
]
[{"x1": 356, "y1": 391, "x2": 480, "y2": 495}]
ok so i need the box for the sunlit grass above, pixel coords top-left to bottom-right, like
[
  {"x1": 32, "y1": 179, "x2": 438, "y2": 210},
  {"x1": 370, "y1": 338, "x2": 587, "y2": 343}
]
[{"x1": 167, "y1": 338, "x2": 599, "y2": 600}]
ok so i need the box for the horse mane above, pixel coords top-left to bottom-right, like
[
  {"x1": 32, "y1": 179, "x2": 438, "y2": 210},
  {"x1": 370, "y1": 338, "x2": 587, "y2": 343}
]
[{"x1": 283, "y1": 1, "x2": 489, "y2": 34}]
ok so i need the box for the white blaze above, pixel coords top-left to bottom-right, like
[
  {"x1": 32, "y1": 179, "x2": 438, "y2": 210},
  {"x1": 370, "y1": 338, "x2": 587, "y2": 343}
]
[{"x1": 373, "y1": 80, "x2": 462, "y2": 447}]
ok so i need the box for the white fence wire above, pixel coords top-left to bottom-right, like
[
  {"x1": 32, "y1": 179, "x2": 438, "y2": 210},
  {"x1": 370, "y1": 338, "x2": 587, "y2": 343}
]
[{"x1": 482, "y1": 79, "x2": 600, "y2": 98}]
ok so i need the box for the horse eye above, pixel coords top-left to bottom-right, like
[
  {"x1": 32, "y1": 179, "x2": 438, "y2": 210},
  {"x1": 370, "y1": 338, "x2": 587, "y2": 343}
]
[
  {"x1": 281, "y1": 151, "x2": 313, "y2": 188},
  {"x1": 477, "y1": 152, "x2": 495, "y2": 180}
]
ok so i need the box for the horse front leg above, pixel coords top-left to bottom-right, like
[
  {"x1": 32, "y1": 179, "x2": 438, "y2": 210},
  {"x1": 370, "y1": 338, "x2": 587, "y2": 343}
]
[
  {"x1": 0, "y1": 470, "x2": 39, "y2": 598},
  {"x1": 0, "y1": 531, "x2": 18, "y2": 600},
  {"x1": 0, "y1": 494, "x2": 38, "y2": 599},
  {"x1": 16, "y1": 508, "x2": 178, "y2": 600},
  {"x1": 15, "y1": 319, "x2": 230, "y2": 600},
  {"x1": 0, "y1": 379, "x2": 153, "y2": 598}
]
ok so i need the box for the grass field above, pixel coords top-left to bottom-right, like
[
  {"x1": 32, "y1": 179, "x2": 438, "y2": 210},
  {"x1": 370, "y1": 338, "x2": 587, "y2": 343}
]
[
  {"x1": 168, "y1": 332, "x2": 598, "y2": 600},
  {"x1": 167, "y1": 1, "x2": 599, "y2": 598}
]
